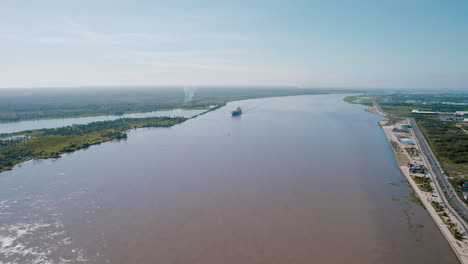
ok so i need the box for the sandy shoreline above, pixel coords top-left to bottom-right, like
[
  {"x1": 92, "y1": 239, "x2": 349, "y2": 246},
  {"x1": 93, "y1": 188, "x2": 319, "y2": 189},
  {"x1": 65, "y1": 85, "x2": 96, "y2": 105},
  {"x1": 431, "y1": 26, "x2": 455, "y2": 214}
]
[{"x1": 375, "y1": 116, "x2": 468, "y2": 263}]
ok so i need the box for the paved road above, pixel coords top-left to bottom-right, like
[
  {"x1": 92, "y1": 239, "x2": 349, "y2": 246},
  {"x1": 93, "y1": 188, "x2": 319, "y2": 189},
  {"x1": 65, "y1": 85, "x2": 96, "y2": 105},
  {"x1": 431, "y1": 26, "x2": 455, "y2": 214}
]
[
  {"x1": 371, "y1": 100, "x2": 388, "y2": 117},
  {"x1": 409, "y1": 118, "x2": 468, "y2": 233},
  {"x1": 372, "y1": 99, "x2": 468, "y2": 232}
]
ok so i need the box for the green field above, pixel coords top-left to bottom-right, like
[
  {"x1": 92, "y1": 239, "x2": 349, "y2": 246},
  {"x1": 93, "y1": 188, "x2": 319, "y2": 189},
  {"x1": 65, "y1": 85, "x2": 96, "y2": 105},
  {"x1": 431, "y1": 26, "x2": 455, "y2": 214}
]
[
  {"x1": 412, "y1": 175, "x2": 434, "y2": 193},
  {"x1": 416, "y1": 116, "x2": 468, "y2": 180},
  {"x1": 389, "y1": 140, "x2": 410, "y2": 165},
  {"x1": 379, "y1": 103, "x2": 466, "y2": 117},
  {"x1": 343, "y1": 95, "x2": 375, "y2": 106},
  {"x1": 379, "y1": 104, "x2": 416, "y2": 116}
]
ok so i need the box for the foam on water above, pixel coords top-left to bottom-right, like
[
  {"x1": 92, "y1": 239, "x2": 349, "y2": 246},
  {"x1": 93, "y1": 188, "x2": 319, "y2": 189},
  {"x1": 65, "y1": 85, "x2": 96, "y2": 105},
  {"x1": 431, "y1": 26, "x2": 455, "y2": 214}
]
[{"x1": 0, "y1": 196, "x2": 86, "y2": 264}]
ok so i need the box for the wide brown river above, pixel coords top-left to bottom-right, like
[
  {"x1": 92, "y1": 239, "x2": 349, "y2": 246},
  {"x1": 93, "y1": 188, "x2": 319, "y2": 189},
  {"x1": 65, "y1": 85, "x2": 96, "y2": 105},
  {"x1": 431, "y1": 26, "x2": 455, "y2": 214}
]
[{"x1": 0, "y1": 94, "x2": 458, "y2": 263}]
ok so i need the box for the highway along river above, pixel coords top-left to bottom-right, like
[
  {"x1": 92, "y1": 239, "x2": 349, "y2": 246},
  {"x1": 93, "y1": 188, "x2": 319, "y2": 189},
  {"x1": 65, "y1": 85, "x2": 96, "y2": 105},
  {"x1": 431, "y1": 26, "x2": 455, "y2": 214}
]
[{"x1": 0, "y1": 94, "x2": 458, "y2": 263}]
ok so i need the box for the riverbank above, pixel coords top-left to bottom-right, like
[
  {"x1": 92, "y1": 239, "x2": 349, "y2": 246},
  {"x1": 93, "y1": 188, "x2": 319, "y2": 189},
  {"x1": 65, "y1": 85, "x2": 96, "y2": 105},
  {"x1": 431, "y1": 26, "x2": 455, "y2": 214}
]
[
  {"x1": 0, "y1": 93, "x2": 458, "y2": 263},
  {"x1": 344, "y1": 95, "x2": 468, "y2": 262},
  {"x1": 0, "y1": 87, "x2": 339, "y2": 123},
  {"x1": 0, "y1": 102, "x2": 229, "y2": 173},
  {"x1": 0, "y1": 107, "x2": 210, "y2": 124},
  {"x1": 0, "y1": 116, "x2": 188, "y2": 173},
  {"x1": 379, "y1": 118, "x2": 468, "y2": 263}
]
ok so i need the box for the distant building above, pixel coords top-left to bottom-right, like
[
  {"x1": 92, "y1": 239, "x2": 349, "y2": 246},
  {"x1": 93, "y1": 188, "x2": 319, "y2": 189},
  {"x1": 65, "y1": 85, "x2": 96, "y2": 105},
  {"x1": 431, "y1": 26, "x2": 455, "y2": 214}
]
[
  {"x1": 455, "y1": 111, "x2": 468, "y2": 116},
  {"x1": 442, "y1": 102, "x2": 468, "y2": 106},
  {"x1": 439, "y1": 116, "x2": 465, "y2": 122},
  {"x1": 411, "y1": 109, "x2": 437, "y2": 114}
]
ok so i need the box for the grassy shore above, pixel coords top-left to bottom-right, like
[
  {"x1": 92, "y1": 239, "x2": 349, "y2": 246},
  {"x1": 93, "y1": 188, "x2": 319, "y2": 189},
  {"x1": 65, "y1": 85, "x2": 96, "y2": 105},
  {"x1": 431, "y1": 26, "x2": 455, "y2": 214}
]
[
  {"x1": 0, "y1": 106, "x2": 210, "y2": 123},
  {"x1": 0, "y1": 116, "x2": 187, "y2": 173},
  {"x1": 389, "y1": 140, "x2": 410, "y2": 165},
  {"x1": 342, "y1": 95, "x2": 374, "y2": 106}
]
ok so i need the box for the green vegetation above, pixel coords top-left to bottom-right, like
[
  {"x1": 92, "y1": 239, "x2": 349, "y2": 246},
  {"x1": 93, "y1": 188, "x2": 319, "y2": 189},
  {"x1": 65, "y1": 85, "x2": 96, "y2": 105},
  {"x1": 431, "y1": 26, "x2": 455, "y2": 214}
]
[
  {"x1": 452, "y1": 227, "x2": 464, "y2": 241},
  {"x1": 434, "y1": 202, "x2": 465, "y2": 240},
  {"x1": 0, "y1": 116, "x2": 187, "y2": 172},
  {"x1": 431, "y1": 201, "x2": 444, "y2": 213},
  {"x1": 412, "y1": 175, "x2": 434, "y2": 193},
  {"x1": 345, "y1": 92, "x2": 467, "y2": 202},
  {"x1": 343, "y1": 95, "x2": 376, "y2": 106},
  {"x1": 366, "y1": 93, "x2": 467, "y2": 204},
  {"x1": 405, "y1": 147, "x2": 419, "y2": 157},
  {"x1": 390, "y1": 140, "x2": 400, "y2": 151},
  {"x1": 0, "y1": 87, "x2": 341, "y2": 122},
  {"x1": 381, "y1": 93, "x2": 468, "y2": 104},
  {"x1": 379, "y1": 118, "x2": 403, "y2": 128},
  {"x1": 438, "y1": 214, "x2": 465, "y2": 241},
  {"x1": 395, "y1": 152, "x2": 410, "y2": 166},
  {"x1": 416, "y1": 116, "x2": 468, "y2": 179},
  {"x1": 390, "y1": 140, "x2": 410, "y2": 165},
  {"x1": 379, "y1": 103, "x2": 467, "y2": 117},
  {"x1": 190, "y1": 104, "x2": 225, "y2": 118},
  {"x1": 345, "y1": 93, "x2": 467, "y2": 117},
  {"x1": 0, "y1": 87, "x2": 368, "y2": 173},
  {"x1": 448, "y1": 178, "x2": 468, "y2": 206},
  {"x1": 413, "y1": 175, "x2": 431, "y2": 184},
  {"x1": 419, "y1": 183, "x2": 434, "y2": 193},
  {"x1": 378, "y1": 93, "x2": 468, "y2": 117}
]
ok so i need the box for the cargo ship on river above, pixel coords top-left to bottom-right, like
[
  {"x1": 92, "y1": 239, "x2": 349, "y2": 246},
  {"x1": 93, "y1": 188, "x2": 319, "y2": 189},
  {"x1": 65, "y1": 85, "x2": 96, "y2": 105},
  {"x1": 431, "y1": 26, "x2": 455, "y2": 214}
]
[{"x1": 231, "y1": 107, "x2": 242, "y2": 116}]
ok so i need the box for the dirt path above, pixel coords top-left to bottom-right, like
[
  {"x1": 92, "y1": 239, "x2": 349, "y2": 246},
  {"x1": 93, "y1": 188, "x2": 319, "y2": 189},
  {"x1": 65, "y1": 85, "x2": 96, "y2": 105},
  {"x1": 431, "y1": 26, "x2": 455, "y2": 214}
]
[{"x1": 456, "y1": 125, "x2": 468, "y2": 134}]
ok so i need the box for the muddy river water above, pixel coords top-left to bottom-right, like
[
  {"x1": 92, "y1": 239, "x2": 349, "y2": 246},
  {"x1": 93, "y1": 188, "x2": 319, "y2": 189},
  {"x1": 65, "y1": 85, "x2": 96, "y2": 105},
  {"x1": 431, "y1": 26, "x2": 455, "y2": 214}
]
[{"x1": 0, "y1": 94, "x2": 458, "y2": 263}]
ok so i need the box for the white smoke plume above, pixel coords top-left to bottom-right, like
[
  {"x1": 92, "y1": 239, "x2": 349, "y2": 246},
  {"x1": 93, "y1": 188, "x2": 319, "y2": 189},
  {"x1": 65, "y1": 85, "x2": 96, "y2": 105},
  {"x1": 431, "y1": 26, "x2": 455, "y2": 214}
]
[{"x1": 184, "y1": 86, "x2": 196, "y2": 103}]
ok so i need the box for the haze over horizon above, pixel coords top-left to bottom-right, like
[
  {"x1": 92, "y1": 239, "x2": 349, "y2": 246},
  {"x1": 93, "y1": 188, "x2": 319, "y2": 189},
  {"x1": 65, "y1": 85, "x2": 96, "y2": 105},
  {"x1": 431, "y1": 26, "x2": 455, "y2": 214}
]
[{"x1": 1, "y1": 0, "x2": 467, "y2": 90}]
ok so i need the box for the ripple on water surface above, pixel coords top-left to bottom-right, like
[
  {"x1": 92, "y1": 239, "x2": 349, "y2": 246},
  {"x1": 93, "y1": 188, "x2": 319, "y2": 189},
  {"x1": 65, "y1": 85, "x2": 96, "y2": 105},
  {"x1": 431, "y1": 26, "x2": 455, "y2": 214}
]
[{"x1": 0, "y1": 94, "x2": 459, "y2": 263}]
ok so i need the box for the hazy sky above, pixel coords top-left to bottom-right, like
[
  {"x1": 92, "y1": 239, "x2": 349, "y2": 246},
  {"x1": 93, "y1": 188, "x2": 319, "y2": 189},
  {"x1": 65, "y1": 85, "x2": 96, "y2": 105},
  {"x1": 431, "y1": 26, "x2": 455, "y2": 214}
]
[{"x1": 1, "y1": 0, "x2": 467, "y2": 89}]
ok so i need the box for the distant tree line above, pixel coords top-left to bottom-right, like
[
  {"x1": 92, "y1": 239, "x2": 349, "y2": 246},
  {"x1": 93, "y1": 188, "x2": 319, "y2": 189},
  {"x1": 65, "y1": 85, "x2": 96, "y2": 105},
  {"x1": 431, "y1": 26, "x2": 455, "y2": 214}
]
[{"x1": 0, "y1": 87, "x2": 339, "y2": 122}]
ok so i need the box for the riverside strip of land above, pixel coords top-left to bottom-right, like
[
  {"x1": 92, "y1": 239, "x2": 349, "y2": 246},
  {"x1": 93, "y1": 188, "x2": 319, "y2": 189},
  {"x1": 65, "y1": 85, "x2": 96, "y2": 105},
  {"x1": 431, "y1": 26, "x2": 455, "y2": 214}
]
[
  {"x1": 0, "y1": 87, "x2": 343, "y2": 122},
  {"x1": 355, "y1": 97, "x2": 468, "y2": 263},
  {"x1": 0, "y1": 116, "x2": 188, "y2": 173},
  {"x1": 380, "y1": 119, "x2": 468, "y2": 263},
  {"x1": 0, "y1": 87, "x2": 354, "y2": 173},
  {"x1": 0, "y1": 103, "x2": 225, "y2": 173}
]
